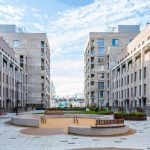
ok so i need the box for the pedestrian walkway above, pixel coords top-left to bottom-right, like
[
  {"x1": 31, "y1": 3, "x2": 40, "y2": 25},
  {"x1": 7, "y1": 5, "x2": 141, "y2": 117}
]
[{"x1": 0, "y1": 114, "x2": 150, "y2": 150}]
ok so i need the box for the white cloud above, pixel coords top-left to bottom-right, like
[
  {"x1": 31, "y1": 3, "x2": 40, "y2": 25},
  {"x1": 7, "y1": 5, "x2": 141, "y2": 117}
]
[
  {"x1": 0, "y1": 5, "x2": 25, "y2": 25},
  {"x1": 52, "y1": 59, "x2": 84, "y2": 96},
  {"x1": 47, "y1": 0, "x2": 150, "y2": 56}
]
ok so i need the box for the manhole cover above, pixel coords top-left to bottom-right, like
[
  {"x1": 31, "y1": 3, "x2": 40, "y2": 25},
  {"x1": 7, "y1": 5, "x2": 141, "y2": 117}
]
[
  {"x1": 9, "y1": 137, "x2": 16, "y2": 139},
  {"x1": 120, "y1": 138, "x2": 127, "y2": 140},
  {"x1": 114, "y1": 141, "x2": 122, "y2": 143},
  {"x1": 68, "y1": 142, "x2": 75, "y2": 144},
  {"x1": 72, "y1": 138, "x2": 78, "y2": 139},
  {"x1": 92, "y1": 139, "x2": 100, "y2": 141},
  {"x1": 34, "y1": 137, "x2": 40, "y2": 138},
  {"x1": 60, "y1": 141, "x2": 68, "y2": 142}
]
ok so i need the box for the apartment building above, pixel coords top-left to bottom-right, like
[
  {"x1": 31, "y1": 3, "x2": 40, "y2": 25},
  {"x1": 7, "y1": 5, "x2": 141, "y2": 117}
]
[
  {"x1": 111, "y1": 25, "x2": 150, "y2": 112},
  {"x1": 84, "y1": 25, "x2": 139, "y2": 107},
  {"x1": 0, "y1": 25, "x2": 50, "y2": 108},
  {"x1": 0, "y1": 37, "x2": 24, "y2": 113}
]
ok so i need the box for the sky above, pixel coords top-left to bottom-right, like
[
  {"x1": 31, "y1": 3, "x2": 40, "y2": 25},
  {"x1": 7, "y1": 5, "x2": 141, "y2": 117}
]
[{"x1": 0, "y1": 0, "x2": 150, "y2": 97}]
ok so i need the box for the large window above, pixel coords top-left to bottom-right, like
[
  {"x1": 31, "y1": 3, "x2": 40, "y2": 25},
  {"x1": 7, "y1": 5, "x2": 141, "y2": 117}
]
[
  {"x1": 97, "y1": 39, "x2": 104, "y2": 46},
  {"x1": 134, "y1": 72, "x2": 137, "y2": 81},
  {"x1": 98, "y1": 47, "x2": 105, "y2": 55},
  {"x1": 144, "y1": 67, "x2": 146, "y2": 79},
  {"x1": 99, "y1": 91, "x2": 104, "y2": 97},
  {"x1": 41, "y1": 41, "x2": 44, "y2": 48},
  {"x1": 98, "y1": 82, "x2": 104, "y2": 89},
  {"x1": 139, "y1": 69, "x2": 141, "y2": 80},
  {"x1": 91, "y1": 49, "x2": 95, "y2": 55},
  {"x1": 13, "y1": 40, "x2": 19, "y2": 47},
  {"x1": 139, "y1": 85, "x2": 141, "y2": 96},
  {"x1": 112, "y1": 39, "x2": 119, "y2": 46},
  {"x1": 97, "y1": 65, "x2": 104, "y2": 71},
  {"x1": 144, "y1": 84, "x2": 146, "y2": 95}
]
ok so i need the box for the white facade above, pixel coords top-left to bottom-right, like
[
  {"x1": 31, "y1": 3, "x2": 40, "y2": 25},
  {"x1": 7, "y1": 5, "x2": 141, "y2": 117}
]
[
  {"x1": 84, "y1": 25, "x2": 139, "y2": 107},
  {"x1": 0, "y1": 32, "x2": 50, "y2": 108},
  {"x1": 0, "y1": 37, "x2": 24, "y2": 113},
  {"x1": 111, "y1": 25, "x2": 150, "y2": 112}
]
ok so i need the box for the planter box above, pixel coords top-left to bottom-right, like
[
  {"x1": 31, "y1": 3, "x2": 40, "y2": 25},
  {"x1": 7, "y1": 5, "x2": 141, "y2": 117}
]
[{"x1": 114, "y1": 114, "x2": 147, "y2": 121}]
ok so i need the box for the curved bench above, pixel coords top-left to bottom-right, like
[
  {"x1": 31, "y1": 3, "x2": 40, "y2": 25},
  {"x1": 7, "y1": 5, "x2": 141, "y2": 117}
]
[
  {"x1": 68, "y1": 125, "x2": 129, "y2": 136},
  {"x1": 11, "y1": 116, "x2": 39, "y2": 127}
]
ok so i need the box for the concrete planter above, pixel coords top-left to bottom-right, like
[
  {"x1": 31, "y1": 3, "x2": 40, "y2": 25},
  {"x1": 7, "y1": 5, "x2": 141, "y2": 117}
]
[{"x1": 114, "y1": 114, "x2": 147, "y2": 120}]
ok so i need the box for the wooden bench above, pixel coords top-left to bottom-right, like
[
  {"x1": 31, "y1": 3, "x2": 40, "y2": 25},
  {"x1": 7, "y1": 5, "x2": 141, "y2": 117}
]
[{"x1": 95, "y1": 119, "x2": 124, "y2": 127}]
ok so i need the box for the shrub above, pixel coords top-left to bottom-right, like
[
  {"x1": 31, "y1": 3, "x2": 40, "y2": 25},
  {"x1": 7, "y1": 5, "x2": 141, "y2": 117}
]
[
  {"x1": 130, "y1": 112, "x2": 145, "y2": 116},
  {"x1": 95, "y1": 107, "x2": 99, "y2": 112},
  {"x1": 114, "y1": 111, "x2": 146, "y2": 116},
  {"x1": 114, "y1": 111, "x2": 128, "y2": 116}
]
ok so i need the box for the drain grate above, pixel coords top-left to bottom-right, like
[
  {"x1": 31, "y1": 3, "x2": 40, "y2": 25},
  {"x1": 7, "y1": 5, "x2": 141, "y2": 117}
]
[
  {"x1": 92, "y1": 139, "x2": 100, "y2": 141},
  {"x1": 120, "y1": 138, "x2": 127, "y2": 140},
  {"x1": 60, "y1": 141, "x2": 68, "y2": 142},
  {"x1": 114, "y1": 140, "x2": 122, "y2": 143},
  {"x1": 9, "y1": 137, "x2": 16, "y2": 139},
  {"x1": 34, "y1": 137, "x2": 40, "y2": 138},
  {"x1": 72, "y1": 138, "x2": 78, "y2": 139}
]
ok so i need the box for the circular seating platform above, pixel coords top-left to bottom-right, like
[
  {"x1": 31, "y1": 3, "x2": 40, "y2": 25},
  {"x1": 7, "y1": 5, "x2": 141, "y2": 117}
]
[{"x1": 68, "y1": 125, "x2": 130, "y2": 136}]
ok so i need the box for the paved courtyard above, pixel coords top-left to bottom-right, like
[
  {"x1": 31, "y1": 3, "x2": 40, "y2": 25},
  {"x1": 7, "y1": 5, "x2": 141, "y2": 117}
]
[{"x1": 0, "y1": 114, "x2": 150, "y2": 150}]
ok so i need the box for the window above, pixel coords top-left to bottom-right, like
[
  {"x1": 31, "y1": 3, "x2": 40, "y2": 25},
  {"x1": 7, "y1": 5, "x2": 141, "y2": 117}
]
[
  {"x1": 139, "y1": 69, "x2": 141, "y2": 80},
  {"x1": 134, "y1": 86, "x2": 137, "y2": 96},
  {"x1": 41, "y1": 66, "x2": 44, "y2": 70},
  {"x1": 98, "y1": 47, "x2": 105, "y2": 55},
  {"x1": 41, "y1": 93, "x2": 44, "y2": 100},
  {"x1": 98, "y1": 82, "x2": 104, "y2": 89},
  {"x1": 41, "y1": 83, "x2": 44, "y2": 91},
  {"x1": 139, "y1": 85, "x2": 141, "y2": 96},
  {"x1": 41, "y1": 59, "x2": 44, "y2": 65},
  {"x1": 99, "y1": 91, "x2": 104, "y2": 97},
  {"x1": 91, "y1": 57, "x2": 94, "y2": 62},
  {"x1": 91, "y1": 49, "x2": 95, "y2": 55},
  {"x1": 6, "y1": 75, "x2": 8, "y2": 84},
  {"x1": 112, "y1": 39, "x2": 119, "y2": 46},
  {"x1": 127, "y1": 75, "x2": 129, "y2": 84},
  {"x1": 13, "y1": 40, "x2": 19, "y2": 47},
  {"x1": 131, "y1": 88, "x2": 133, "y2": 97},
  {"x1": 41, "y1": 76, "x2": 44, "y2": 79},
  {"x1": 41, "y1": 41, "x2": 44, "y2": 48},
  {"x1": 127, "y1": 88, "x2": 129, "y2": 97},
  {"x1": 97, "y1": 65, "x2": 104, "y2": 71},
  {"x1": 97, "y1": 39, "x2": 104, "y2": 46},
  {"x1": 121, "y1": 90, "x2": 123, "y2": 98},
  {"x1": 144, "y1": 67, "x2": 146, "y2": 79},
  {"x1": 91, "y1": 81, "x2": 94, "y2": 86},
  {"x1": 20, "y1": 55, "x2": 23, "y2": 62},
  {"x1": 144, "y1": 84, "x2": 146, "y2": 95},
  {"x1": 99, "y1": 73, "x2": 104, "y2": 79},
  {"x1": 121, "y1": 78, "x2": 123, "y2": 86},
  {"x1": 134, "y1": 72, "x2": 137, "y2": 81},
  {"x1": 131, "y1": 74, "x2": 133, "y2": 83}
]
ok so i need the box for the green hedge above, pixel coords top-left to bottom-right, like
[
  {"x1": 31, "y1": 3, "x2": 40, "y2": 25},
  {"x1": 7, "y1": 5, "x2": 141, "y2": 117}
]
[{"x1": 114, "y1": 111, "x2": 146, "y2": 116}]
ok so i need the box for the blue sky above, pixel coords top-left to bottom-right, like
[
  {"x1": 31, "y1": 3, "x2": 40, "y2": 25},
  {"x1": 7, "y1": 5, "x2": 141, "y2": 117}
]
[{"x1": 0, "y1": 0, "x2": 150, "y2": 96}]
